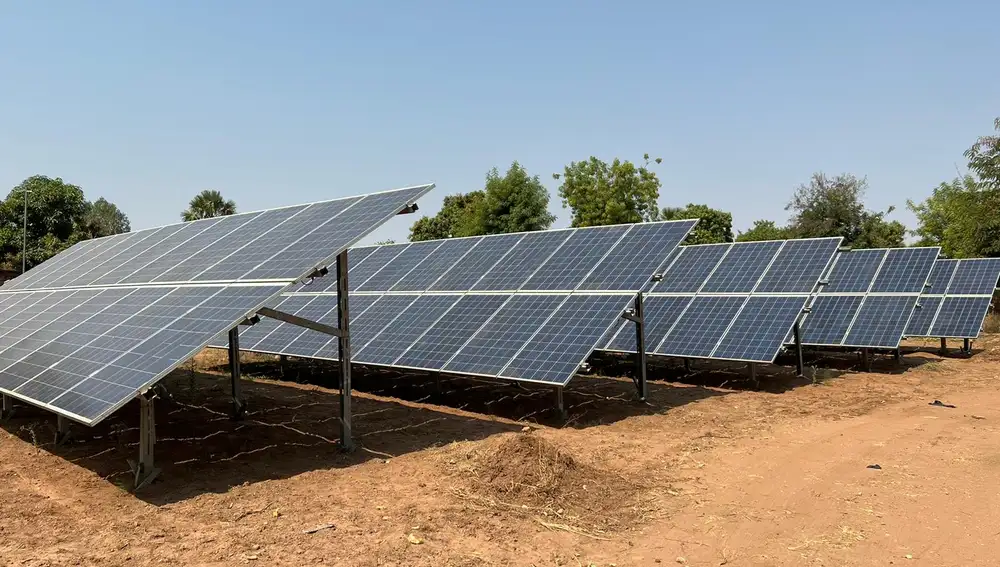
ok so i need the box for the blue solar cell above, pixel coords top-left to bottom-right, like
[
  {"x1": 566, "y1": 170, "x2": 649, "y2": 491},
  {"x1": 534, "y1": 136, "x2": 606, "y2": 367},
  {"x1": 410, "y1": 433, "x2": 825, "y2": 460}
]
[
  {"x1": 395, "y1": 295, "x2": 510, "y2": 370},
  {"x1": 501, "y1": 295, "x2": 631, "y2": 384},
  {"x1": 712, "y1": 296, "x2": 807, "y2": 362},
  {"x1": 444, "y1": 295, "x2": 565, "y2": 376},
  {"x1": 924, "y1": 260, "x2": 959, "y2": 295},
  {"x1": 347, "y1": 245, "x2": 410, "y2": 291},
  {"x1": 904, "y1": 296, "x2": 942, "y2": 337},
  {"x1": 315, "y1": 295, "x2": 419, "y2": 358},
  {"x1": 605, "y1": 295, "x2": 693, "y2": 352},
  {"x1": 357, "y1": 241, "x2": 443, "y2": 292},
  {"x1": 653, "y1": 245, "x2": 729, "y2": 293},
  {"x1": 390, "y1": 238, "x2": 480, "y2": 291},
  {"x1": 823, "y1": 249, "x2": 886, "y2": 293},
  {"x1": 929, "y1": 297, "x2": 993, "y2": 338},
  {"x1": 577, "y1": 221, "x2": 697, "y2": 291},
  {"x1": 870, "y1": 248, "x2": 939, "y2": 293},
  {"x1": 521, "y1": 226, "x2": 630, "y2": 291},
  {"x1": 842, "y1": 296, "x2": 917, "y2": 348},
  {"x1": 946, "y1": 259, "x2": 1000, "y2": 295},
  {"x1": 700, "y1": 241, "x2": 782, "y2": 293},
  {"x1": 753, "y1": 238, "x2": 841, "y2": 293},
  {"x1": 654, "y1": 296, "x2": 746, "y2": 357},
  {"x1": 430, "y1": 234, "x2": 525, "y2": 291},
  {"x1": 355, "y1": 295, "x2": 460, "y2": 365},
  {"x1": 472, "y1": 232, "x2": 572, "y2": 291},
  {"x1": 799, "y1": 295, "x2": 864, "y2": 345}
]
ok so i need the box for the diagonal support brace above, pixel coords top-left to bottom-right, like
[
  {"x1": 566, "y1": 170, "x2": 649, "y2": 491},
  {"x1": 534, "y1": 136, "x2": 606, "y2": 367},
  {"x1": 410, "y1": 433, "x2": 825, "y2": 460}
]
[{"x1": 257, "y1": 307, "x2": 342, "y2": 338}]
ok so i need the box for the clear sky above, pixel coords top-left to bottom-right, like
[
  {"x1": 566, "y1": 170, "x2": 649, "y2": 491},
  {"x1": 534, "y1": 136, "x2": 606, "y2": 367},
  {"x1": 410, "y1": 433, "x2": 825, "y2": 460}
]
[{"x1": 1, "y1": 1, "x2": 997, "y2": 244}]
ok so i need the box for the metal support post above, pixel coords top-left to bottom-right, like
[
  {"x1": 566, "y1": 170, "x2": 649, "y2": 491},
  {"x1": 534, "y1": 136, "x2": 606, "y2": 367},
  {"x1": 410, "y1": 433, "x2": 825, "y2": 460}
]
[
  {"x1": 336, "y1": 250, "x2": 354, "y2": 451},
  {"x1": 861, "y1": 348, "x2": 872, "y2": 372},
  {"x1": 792, "y1": 321, "x2": 805, "y2": 378},
  {"x1": 434, "y1": 372, "x2": 443, "y2": 398},
  {"x1": 1, "y1": 394, "x2": 13, "y2": 420},
  {"x1": 279, "y1": 354, "x2": 288, "y2": 378},
  {"x1": 940, "y1": 337, "x2": 947, "y2": 354},
  {"x1": 684, "y1": 358, "x2": 691, "y2": 374},
  {"x1": 894, "y1": 348, "x2": 902, "y2": 365},
  {"x1": 55, "y1": 415, "x2": 71, "y2": 445},
  {"x1": 748, "y1": 363, "x2": 758, "y2": 389},
  {"x1": 554, "y1": 386, "x2": 566, "y2": 420},
  {"x1": 963, "y1": 338, "x2": 972, "y2": 354},
  {"x1": 633, "y1": 292, "x2": 648, "y2": 401},
  {"x1": 228, "y1": 328, "x2": 245, "y2": 420},
  {"x1": 129, "y1": 392, "x2": 160, "y2": 491}
]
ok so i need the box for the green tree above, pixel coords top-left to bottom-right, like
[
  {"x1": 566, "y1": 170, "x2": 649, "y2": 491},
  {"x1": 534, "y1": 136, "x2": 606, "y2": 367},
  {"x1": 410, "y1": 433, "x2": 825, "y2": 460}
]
[
  {"x1": 965, "y1": 117, "x2": 1000, "y2": 190},
  {"x1": 475, "y1": 162, "x2": 555, "y2": 234},
  {"x1": 553, "y1": 154, "x2": 662, "y2": 227},
  {"x1": 0, "y1": 175, "x2": 130, "y2": 270},
  {"x1": 660, "y1": 203, "x2": 733, "y2": 244},
  {"x1": 409, "y1": 191, "x2": 484, "y2": 241},
  {"x1": 79, "y1": 197, "x2": 130, "y2": 239},
  {"x1": 181, "y1": 190, "x2": 236, "y2": 221},
  {"x1": 907, "y1": 175, "x2": 1000, "y2": 258},
  {"x1": 736, "y1": 220, "x2": 792, "y2": 242},
  {"x1": 374, "y1": 239, "x2": 396, "y2": 245},
  {"x1": 785, "y1": 172, "x2": 904, "y2": 248}
]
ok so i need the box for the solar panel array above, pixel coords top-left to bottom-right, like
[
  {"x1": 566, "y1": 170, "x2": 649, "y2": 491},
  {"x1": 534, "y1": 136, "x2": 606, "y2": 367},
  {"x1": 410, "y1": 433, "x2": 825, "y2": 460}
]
[
  {"x1": 796, "y1": 247, "x2": 940, "y2": 349},
  {"x1": 219, "y1": 221, "x2": 698, "y2": 386},
  {"x1": 0, "y1": 184, "x2": 434, "y2": 425},
  {"x1": 905, "y1": 258, "x2": 1000, "y2": 338},
  {"x1": 601, "y1": 238, "x2": 843, "y2": 362}
]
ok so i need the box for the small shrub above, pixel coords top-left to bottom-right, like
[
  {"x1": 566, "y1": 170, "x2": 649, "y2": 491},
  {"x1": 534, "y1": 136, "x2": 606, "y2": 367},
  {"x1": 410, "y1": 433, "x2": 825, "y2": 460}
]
[{"x1": 984, "y1": 312, "x2": 1000, "y2": 334}]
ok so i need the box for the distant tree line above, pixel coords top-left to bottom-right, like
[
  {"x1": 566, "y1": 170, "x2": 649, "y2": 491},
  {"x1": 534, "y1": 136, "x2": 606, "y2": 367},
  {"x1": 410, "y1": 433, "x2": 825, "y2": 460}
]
[{"x1": 410, "y1": 116, "x2": 1000, "y2": 258}]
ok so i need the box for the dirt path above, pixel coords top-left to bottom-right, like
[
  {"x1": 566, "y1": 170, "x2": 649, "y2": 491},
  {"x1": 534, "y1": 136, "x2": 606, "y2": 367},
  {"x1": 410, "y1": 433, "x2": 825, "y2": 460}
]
[{"x1": 1, "y1": 342, "x2": 998, "y2": 566}]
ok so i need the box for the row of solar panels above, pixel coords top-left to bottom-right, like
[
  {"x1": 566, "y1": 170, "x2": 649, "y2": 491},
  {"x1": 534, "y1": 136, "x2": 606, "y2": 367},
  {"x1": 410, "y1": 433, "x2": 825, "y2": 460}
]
[
  {"x1": 0, "y1": 185, "x2": 436, "y2": 424},
  {"x1": 221, "y1": 235, "x2": 845, "y2": 377}
]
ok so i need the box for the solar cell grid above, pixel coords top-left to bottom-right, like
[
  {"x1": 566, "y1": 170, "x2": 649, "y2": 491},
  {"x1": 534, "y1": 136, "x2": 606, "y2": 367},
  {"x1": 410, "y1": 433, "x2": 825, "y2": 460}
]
[
  {"x1": 444, "y1": 295, "x2": 565, "y2": 376},
  {"x1": 355, "y1": 295, "x2": 459, "y2": 365},
  {"x1": 500, "y1": 294, "x2": 631, "y2": 384},
  {"x1": 357, "y1": 241, "x2": 443, "y2": 292},
  {"x1": 700, "y1": 241, "x2": 782, "y2": 293},
  {"x1": 946, "y1": 259, "x2": 1000, "y2": 295},
  {"x1": 924, "y1": 259, "x2": 959, "y2": 294},
  {"x1": 929, "y1": 297, "x2": 993, "y2": 338},
  {"x1": 870, "y1": 248, "x2": 940, "y2": 293},
  {"x1": 472, "y1": 231, "x2": 571, "y2": 291},
  {"x1": 47, "y1": 225, "x2": 186, "y2": 289},
  {"x1": 395, "y1": 294, "x2": 511, "y2": 370},
  {"x1": 316, "y1": 294, "x2": 419, "y2": 358},
  {"x1": 799, "y1": 295, "x2": 864, "y2": 345},
  {"x1": 653, "y1": 245, "x2": 728, "y2": 293},
  {"x1": 822, "y1": 249, "x2": 886, "y2": 293},
  {"x1": 577, "y1": 220, "x2": 697, "y2": 290},
  {"x1": 712, "y1": 296, "x2": 807, "y2": 361},
  {"x1": 842, "y1": 295, "x2": 916, "y2": 348},
  {"x1": 347, "y1": 245, "x2": 410, "y2": 291},
  {"x1": 604, "y1": 295, "x2": 693, "y2": 352},
  {"x1": 521, "y1": 226, "x2": 629, "y2": 291},
  {"x1": 753, "y1": 239, "x2": 842, "y2": 293},
  {"x1": 654, "y1": 296, "x2": 746, "y2": 358},
  {"x1": 904, "y1": 296, "x2": 942, "y2": 337},
  {"x1": 282, "y1": 295, "x2": 379, "y2": 358},
  {"x1": 389, "y1": 238, "x2": 479, "y2": 292}
]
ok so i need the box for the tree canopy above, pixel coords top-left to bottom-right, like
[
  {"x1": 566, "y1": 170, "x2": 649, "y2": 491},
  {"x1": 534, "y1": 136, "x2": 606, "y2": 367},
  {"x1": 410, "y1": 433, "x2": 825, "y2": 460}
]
[
  {"x1": 964, "y1": 117, "x2": 1000, "y2": 190},
  {"x1": 0, "y1": 175, "x2": 131, "y2": 270},
  {"x1": 410, "y1": 162, "x2": 554, "y2": 241},
  {"x1": 736, "y1": 220, "x2": 792, "y2": 242},
  {"x1": 554, "y1": 154, "x2": 662, "y2": 227},
  {"x1": 908, "y1": 175, "x2": 1000, "y2": 258},
  {"x1": 785, "y1": 173, "x2": 904, "y2": 248},
  {"x1": 660, "y1": 203, "x2": 733, "y2": 244},
  {"x1": 182, "y1": 190, "x2": 237, "y2": 221}
]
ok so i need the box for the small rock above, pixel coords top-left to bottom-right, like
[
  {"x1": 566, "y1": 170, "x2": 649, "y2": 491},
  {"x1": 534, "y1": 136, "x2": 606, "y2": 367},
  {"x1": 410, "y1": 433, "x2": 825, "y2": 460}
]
[
  {"x1": 676, "y1": 558, "x2": 686, "y2": 564},
  {"x1": 867, "y1": 464, "x2": 882, "y2": 470},
  {"x1": 972, "y1": 415, "x2": 986, "y2": 420},
  {"x1": 407, "y1": 533, "x2": 424, "y2": 545},
  {"x1": 246, "y1": 555, "x2": 258, "y2": 561},
  {"x1": 521, "y1": 426, "x2": 531, "y2": 432},
  {"x1": 905, "y1": 554, "x2": 913, "y2": 559}
]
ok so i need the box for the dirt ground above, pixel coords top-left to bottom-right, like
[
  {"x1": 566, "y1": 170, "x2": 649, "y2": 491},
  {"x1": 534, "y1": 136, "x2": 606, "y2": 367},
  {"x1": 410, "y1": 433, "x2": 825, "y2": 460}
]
[{"x1": 2, "y1": 337, "x2": 999, "y2": 567}]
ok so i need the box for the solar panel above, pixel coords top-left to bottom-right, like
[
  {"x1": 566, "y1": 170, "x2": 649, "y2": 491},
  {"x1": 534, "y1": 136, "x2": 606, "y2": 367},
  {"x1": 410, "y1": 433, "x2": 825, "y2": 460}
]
[
  {"x1": 754, "y1": 239, "x2": 845, "y2": 293},
  {"x1": 222, "y1": 220, "x2": 697, "y2": 387},
  {"x1": 798, "y1": 246, "x2": 940, "y2": 348},
  {"x1": 700, "y1": 241, "x2": 783, "y2": 293},
  {"x1": 0, "y1": 184, "x2": 434, "y2": 424},
  {"x1": 905, "y1": 258, "x2": 1000, "y2": 338},
  {"x1": 713, "y1": 296, "x2": 809, "y2": 361},
  {"x1": 651, "y1": 245, "x2": 728, "y2": 293},
  {"x1": 654, "y1": 296, "x2": 747, "y2": 358},
  {"x1": 347, "y1": 245, "x2": 410, "y2": 291},
  {"x1": 603, "y1": 295, "x2": 693, "y2": 352}
]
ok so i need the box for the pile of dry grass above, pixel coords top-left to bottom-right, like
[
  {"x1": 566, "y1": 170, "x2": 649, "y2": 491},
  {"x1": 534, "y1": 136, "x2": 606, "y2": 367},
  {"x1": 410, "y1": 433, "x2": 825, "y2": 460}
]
[
  {"x1": 983, "y1": 312, "x2": 1000, "y2": 334},
  {"x1": 446, "y1": 432, "x2": 652, "y2": 534}
]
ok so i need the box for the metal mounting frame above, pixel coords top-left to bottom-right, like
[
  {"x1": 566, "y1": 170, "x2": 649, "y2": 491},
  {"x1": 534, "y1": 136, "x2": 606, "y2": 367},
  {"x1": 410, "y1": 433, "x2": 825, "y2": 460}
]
[
  {"x1": 128, "y1": 391, "x2": 160, "y2": 491},
  {"x1": 228, "y1": 328, "x2": 246, "y2": 420},
  {"x1": 1, "y1": 394, "x2": 13, "y2": 420},
  {"x1": 620, "y1": 292, "x2": 648, "y2": 400},
  {"x1": 55, "y1": 415, "x2": 71, "y2": 445}
]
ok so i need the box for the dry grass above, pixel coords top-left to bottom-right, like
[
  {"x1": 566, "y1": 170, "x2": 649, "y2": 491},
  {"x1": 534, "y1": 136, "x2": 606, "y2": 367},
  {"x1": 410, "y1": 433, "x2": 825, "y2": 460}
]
[{"x1": 983, "y1": 312, "x2": 1000, "y2": 334}]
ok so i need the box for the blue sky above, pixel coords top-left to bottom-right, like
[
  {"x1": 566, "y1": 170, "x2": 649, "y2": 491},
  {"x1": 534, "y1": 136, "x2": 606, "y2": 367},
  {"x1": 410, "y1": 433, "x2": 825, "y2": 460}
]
[{"x1": 1, "y1": 1, "x2": 997, "y2": 244}]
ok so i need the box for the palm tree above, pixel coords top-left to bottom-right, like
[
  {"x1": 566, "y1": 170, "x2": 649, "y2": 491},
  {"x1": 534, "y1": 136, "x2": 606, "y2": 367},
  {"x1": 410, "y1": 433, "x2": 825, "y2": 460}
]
[{"x1": 181, "y1": 190, "x2": 237, "y2": 221}]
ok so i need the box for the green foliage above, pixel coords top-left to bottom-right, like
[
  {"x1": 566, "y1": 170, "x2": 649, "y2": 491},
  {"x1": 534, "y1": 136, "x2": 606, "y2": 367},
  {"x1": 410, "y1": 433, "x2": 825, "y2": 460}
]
[
  {"x1": 736, "y1": 220, "x2": 792, "y2": 242},
  {"x1": 181, "y1": 190, "x2": 237, "y2": 221},
  {"x1": 0, "y1": 175, "x2": 131, "y2": 270},
  {"x1": 409, "y1": 191, "x2": 485, "y2": 241},
  {"x1": 409, "y1": 162, "x2": 555, "y2": 241},
  {"x1": 660, "y1": 203, "x2": 733, "y2": 244},
  {"x1": 785, "y1": 172, "x2": 904, "y2": 248},
  {"x1": 554, "y1": 154, "x2": 662, "y2": 227},
  {"x1": 964, "y1": 117, "x2": 1000, "y2": 190},
  {"x1": 907, "y1": 175, "x2": 1000, "y2": 258},
  {"x1": 374, "y1": 239, "x2": 396, "y2": 245},
  {"x1": 476, "y1": 162, "x2": 555, "y2": 234}
]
